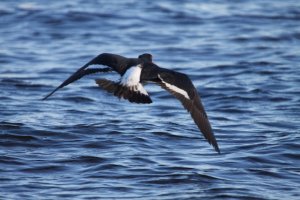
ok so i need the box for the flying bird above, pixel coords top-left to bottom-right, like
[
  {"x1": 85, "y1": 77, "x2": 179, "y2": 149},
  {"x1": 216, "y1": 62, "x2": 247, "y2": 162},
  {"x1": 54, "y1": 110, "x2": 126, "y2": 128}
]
[{"x1": 43, "y1": 53, "x2": 220, "y2": 153}]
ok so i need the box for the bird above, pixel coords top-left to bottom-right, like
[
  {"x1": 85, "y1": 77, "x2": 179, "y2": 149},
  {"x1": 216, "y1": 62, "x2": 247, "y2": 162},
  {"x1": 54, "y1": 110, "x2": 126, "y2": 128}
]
[{"x1": 43, "y1": 53, "x2": 220, "y2": 153}]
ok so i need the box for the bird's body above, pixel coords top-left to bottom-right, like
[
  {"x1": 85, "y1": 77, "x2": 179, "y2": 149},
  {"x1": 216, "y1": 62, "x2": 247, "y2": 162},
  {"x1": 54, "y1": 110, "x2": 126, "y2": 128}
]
[{"x1": 43, "y1": 53, "x2": 220, "y2": 153}]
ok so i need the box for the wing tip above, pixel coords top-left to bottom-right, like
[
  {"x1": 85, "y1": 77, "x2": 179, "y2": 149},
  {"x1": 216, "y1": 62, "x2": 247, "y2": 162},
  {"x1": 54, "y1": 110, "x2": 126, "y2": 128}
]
[
  {"x1": 207, "y1": 132, "x2": 221, "y2": 154},
  {"x1": 213, "y1": 142, "x2": 221, "y2": 154},
  {"x1": 42, "y1": 87, "x2": 61, "y2": 100}
]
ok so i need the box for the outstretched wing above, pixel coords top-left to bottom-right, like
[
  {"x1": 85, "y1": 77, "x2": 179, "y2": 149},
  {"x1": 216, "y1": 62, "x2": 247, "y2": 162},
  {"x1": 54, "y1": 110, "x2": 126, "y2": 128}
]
[
  {"x1": 42, "y1": 67, "x2": 112, "y2": 100},
  {"x1": 157, "y1": 70, "x2": 220, "y2": 153},
  {"x1": 43, "y1": 53, "x2": 139, "y2": 100}
]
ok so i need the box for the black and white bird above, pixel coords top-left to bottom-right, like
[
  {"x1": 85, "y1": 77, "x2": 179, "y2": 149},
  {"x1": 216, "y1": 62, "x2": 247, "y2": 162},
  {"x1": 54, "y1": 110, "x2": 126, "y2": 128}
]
[{"x1": 43, "y1": 53, "x2": 220, "y2": 153}]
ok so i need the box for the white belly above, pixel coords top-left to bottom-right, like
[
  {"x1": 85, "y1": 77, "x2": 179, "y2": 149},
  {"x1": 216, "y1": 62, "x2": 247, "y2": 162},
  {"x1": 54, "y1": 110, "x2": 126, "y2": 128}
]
[
  {"x1": 120, "y1": 65, "x2": 148, "y2": 95},
  {"x1": 120, "y1": 65, "x2": 142, "y2": 86}
]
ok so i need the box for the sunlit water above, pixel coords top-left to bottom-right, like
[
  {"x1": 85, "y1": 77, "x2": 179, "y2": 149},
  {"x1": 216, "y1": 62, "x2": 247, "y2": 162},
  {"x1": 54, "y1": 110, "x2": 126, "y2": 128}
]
[{"x1": 1, "y1": 0, "x2": 300, "y2": 199}]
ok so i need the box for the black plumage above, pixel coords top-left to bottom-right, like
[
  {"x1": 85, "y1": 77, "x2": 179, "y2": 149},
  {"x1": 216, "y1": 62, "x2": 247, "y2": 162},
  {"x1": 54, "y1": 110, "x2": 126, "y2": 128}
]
[{"x1": 43, "y1": 53, "x2": 220, "y2": 153}]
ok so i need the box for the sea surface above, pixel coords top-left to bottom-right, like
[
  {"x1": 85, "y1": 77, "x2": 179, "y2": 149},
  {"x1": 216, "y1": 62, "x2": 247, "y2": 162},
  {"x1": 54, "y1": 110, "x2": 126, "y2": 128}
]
[{"x1": 0, "y1": 0, "x2": 300, "y2": 199}]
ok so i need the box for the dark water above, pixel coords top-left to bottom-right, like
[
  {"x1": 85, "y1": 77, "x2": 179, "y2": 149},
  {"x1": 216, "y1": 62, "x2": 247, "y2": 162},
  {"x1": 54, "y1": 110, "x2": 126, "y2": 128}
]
[{"x1": 1, "y1": 0, "x2": 300, "y2": 199}]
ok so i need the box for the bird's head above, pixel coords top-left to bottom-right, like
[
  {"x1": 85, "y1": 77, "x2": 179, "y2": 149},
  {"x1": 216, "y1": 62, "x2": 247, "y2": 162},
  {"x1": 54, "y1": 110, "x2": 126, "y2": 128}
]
[{"x1": 138, "y1": 53, "x2": 152, "y2": 63}]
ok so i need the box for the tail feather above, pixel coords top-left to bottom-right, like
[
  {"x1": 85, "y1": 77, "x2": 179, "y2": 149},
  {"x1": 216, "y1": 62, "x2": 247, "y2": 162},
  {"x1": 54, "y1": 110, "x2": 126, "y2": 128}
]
[{"x1": 95, "y1": 79, "x2": 152, "y2": 104}]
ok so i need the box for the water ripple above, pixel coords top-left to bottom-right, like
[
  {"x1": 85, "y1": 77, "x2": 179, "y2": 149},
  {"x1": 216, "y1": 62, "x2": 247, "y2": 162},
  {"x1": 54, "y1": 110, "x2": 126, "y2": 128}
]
[{"x1": 1, "y1": 0, "x2": 300, "y2": 199}]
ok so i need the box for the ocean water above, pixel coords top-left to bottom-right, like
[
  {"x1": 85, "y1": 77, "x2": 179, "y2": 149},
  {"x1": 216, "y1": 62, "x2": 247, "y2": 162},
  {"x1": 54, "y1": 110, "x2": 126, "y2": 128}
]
[{"x1": 0, "y1": 0, "x2": 300, "y2": 199}]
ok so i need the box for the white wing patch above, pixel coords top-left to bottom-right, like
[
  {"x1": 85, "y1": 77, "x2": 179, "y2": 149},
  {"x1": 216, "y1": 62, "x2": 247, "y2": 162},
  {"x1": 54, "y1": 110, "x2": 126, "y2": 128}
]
[
  {"x1": 120, "y1": 65, "x2": 148, "y2": 95},
  {"x1": 158, "y1": 74, "x2": 190, "y2": 100}
]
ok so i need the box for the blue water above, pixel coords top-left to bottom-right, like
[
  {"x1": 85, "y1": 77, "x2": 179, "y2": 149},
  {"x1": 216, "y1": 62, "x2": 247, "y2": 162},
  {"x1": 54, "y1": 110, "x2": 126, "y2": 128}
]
[{"x1": 1, "y1": 0, "x2": 300, "y2": 199}]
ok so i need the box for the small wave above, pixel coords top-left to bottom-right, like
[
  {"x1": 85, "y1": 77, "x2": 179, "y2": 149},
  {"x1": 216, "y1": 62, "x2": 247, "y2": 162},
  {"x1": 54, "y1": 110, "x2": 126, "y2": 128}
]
[
  {"x1": 234, "y1": 13, "x2": 300, "y2": 21},
  {"x1": 141, "y1": 172, "x2": 221, "y2": 185},
  {"x1": 248, "y1": 168, "x2": 285, "y2": 179},
  {"x1": 0, "y1": 131, "x2": 45, "y2": 148},
  {"x1": 15, "y1": 82, "x2": 45, "y2": 88},
  {"x1": 62, "y1": 96, "x2": 95, "y2": 103},
  {"x1": 0, "y1": 121, "x2": 24, "y2": 129},
  {"x1": 40, "y1": 68, "x2": 69, "y2": 74},
  {"x1": 0, "y1": 78, "x2": 45, "y2": 88},
  {"x1": 0, "y1": 134, "x2": 37, "y2": 141},
  {"x1": 151, "y1": 131, "x2": 192, "y2": 140},
  {"x1": 20, "y1": 165, "x2": 67, "y2": 173},
  {"x1": 0, "y1": 155, "x2": 25, "y2": 165},
  {"x1": 0, "y1": 0, "x2": 299, "y2": 199},
  {"x1": 57, "y1": 155, "x2": 106, "y2": 164}
]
